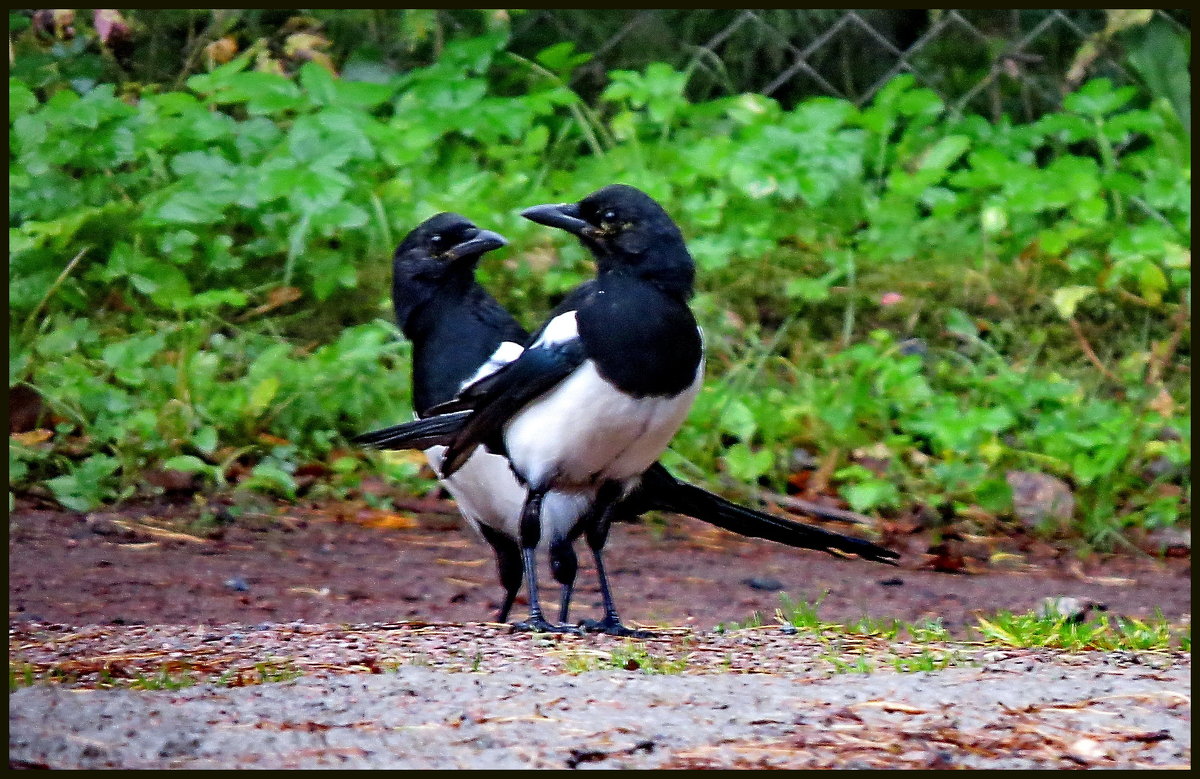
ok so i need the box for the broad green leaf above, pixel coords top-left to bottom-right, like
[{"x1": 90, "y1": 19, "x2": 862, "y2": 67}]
[
  {"x1": 718, "y1": 400, "x2": 758, "y2": 442},
  {"x1": 916, "y1": 135, "x2": 970, "y2": 174},
  {"x1": 248, "y1": 376, "x2": 281, "y2": 417},
  {"x1": 1137, "y1": 262, "x2": 1167, "y2": 304},
  {"x1": 162, "y1": 455, "x2": 212, "y2": 473},
  {"x1": 1051, "y1": 286, "x2": 1095, "y2": 319},
  {"x1": 842, "y1": 479, "x2": 899, "y2": 513},
  {"x1": 723, "y1": 443, "x2": 773, "y2": 482}
]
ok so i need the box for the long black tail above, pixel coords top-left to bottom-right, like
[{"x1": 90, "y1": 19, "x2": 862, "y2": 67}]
[
  {"x1": 351, "y1": 411, "x2": 471, "y2": 450},
  {"x1": 632, "y1": 464, "x2": 900, "y2": 566}
]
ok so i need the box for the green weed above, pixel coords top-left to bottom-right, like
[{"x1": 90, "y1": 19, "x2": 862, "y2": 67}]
[
  {"x1": 891, "y1": 650, "x2": 971, "y2": 673},
  {"x1": 974, "y1": 609, "x2": 1183, "y2": 651},
  {"x1": 562, "y1": 642, "x2": 688, "y2": 675},
  {"x1": 6, "y1": 34, "x2": 1189, "y2": 548},
  {"x1": 128, "y1": 669, "x2": 198, "y2": 691},
  {"x1": 822, "y1": 652, "x2": 876, "y2": 675}
]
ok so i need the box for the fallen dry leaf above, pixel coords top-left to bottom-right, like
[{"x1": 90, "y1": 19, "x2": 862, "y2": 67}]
[
  {"x1": 853, "y1": 700, "x2": 927, "y2": 715},
  {"x1": 11, "y1": 429, "x2": 53, "y2": 446},
  {"x1": 355, "y1": 512, "x2": 419, "y2": 530}
]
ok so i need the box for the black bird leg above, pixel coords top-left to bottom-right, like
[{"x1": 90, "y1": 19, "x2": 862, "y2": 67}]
[
  {"x1": 478, "y1": 524, "x2": 522, "y2": 623},
  {"x1": 511, "y1": 489, "x2": 580, "y2": 634},
  {"x1": 549, "y1": 540, "x2": 579, "y2": 624},
  {"x1": 579, "y1": 483, "x2": 655, "y2": 638}
]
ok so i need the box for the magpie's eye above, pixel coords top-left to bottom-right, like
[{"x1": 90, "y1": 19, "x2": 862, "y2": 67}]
[
  {"x1": 429, "y1": 233, "x2": 445, "y2": 248},
  {"x1": 601, "y1": 209, "x2": 618, "y2": 223}
]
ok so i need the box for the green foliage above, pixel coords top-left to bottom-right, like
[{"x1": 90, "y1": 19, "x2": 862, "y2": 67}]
[
  {"x1": 745, "y1": 595, "x2": 1187, "y2": 653},
  {"x1": 9, "y1": 35, "x2": 1189, "y2": 546},
  {"x1": 891, "y1": 649, "x2": 970, "y2": 673},
  {"x1": 562, "y1": 642, "x2": 689, "y2": 674},
  {"x1": 974, "y1": 609, "x2": 1181, "y2": 652}
]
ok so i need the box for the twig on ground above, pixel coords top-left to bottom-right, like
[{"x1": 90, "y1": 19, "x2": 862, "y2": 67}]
[
  {"x1": 1068, "y1": 317, "x2": 1121, "y2": 384},
  {"x1": 1145, "y1": 302, "x2": 1189, "y2": 388}
]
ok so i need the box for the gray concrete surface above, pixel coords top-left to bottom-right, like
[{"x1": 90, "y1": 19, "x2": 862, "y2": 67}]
[{"x1": 9, "y1": 653, "x2": 1190, "y2": 769}]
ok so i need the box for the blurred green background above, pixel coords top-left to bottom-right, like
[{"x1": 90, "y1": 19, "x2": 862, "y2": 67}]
[{"x1": 8, "y1": 10, "x2": 1190, "y2": 551}]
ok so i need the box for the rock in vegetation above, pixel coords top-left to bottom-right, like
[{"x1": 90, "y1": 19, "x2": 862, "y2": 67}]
[{"x1": 1006, "y1": 471, "x2": 1075, "y2": 531}]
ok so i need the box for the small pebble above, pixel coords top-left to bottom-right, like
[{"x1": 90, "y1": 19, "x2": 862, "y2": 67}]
[
  {"x1": 742, "y1": 576, "x2": 783, "y2": 591},
  {"x1": 224, "y1": 577, "x2": 250, "y2": 593}
]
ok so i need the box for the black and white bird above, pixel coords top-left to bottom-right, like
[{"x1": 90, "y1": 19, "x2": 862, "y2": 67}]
[
  {"x1": 379, "y1": 212, "x2": 592, "y2": 626},
  {"x1": 356, "y1": 189, "x2": 898, "y2": 636}
]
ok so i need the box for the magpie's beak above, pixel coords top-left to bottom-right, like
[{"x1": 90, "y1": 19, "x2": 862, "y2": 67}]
[
  {"x1": 444, "y1": 229, "x2": 507, "y2": 262},
  {"x1": 521, "y1": 203, "x2": 595, "y2": 238}
]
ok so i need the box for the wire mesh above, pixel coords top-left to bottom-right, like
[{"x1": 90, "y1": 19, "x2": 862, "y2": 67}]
[{"x1": 503, "y1": 9, "x2": 1189, "y2": 120}]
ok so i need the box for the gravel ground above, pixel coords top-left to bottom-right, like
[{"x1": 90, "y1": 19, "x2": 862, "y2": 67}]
[{"x1": 9, "y1": 621, "x2": 1191, "y2": 769}]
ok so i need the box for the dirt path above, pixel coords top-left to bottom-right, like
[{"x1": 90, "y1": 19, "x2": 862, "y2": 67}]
[
  {"x1": 8, "y1": 622, "x2": 1191, "y2": 769},
  {"x1": 7, "y1": 499, "x2": 1191, "y2": 631},
  {"x1": 7, "y1": 497, "x2": 1192, "y2": 769}
]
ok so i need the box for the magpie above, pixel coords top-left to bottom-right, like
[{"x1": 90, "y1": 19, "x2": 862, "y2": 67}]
[
  {"x1": 379, "y1": 212, "x2": 593, "y2": 625},
  {"x1": 428, "y1": 185, "x2": 705, "y2": 636},
  {"x1": 356, "y1": 188, "x2": 899, "y2": 636},
  {"x1": 363, "y1": 213, "x2": 896, "y2": 629}
]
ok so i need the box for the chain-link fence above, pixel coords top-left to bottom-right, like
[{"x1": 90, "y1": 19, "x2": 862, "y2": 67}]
[{"x1": 499, "y1": 9, "x2": 1189, "y2": 120}]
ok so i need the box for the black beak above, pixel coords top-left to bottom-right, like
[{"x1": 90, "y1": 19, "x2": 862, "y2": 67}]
[
  {"x1": 520, "y1": 202, "x2": 595, "y2": 237},
  {"x1": 444, "y1": 229, "x2": 507, "y2": 262}
]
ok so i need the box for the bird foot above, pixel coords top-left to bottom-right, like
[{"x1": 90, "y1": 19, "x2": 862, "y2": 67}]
[
  {"x1": 510, "y1": 617, "x2": 582, "y2": 635},
  {"x1": 579, "y1": 616, "x2": 655, "y2": 638}
]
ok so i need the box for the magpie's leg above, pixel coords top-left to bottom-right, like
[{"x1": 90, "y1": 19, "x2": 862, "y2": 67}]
[
  {"x1": 511, "y1": 489, "x2": 580, "y2": 634},
  {"x1": 477, "y1": 524, "x2": 522, "y2": 623},
  {"x1": 549, "y1": 540, "x2": 579, "y2": 624},
  {"x1": 578, "y1": 482, "x2": 655, "y2": 638}
]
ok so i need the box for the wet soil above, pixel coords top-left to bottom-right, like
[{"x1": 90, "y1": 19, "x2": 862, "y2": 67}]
[
  {"x1": 7, "y1": 494, "x2": 1192, "y2": 770},
  {"x1": 6, "y1": 494, "x2": 1191, "y2": 632}
]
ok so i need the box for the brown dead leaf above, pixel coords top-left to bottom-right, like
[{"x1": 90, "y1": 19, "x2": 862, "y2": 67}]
[
  {"x1": 204, "y1": 35, "x2": 238, "y2": 67},
  {"x1": 380, "y1": 450, "x2": 430, "y2": 467},
  {"x1": 809, "y1": 449, "x2": 840, "y2": 494},
  {"x1": 786, "y1": 470, "x2": 811, "y2": 491},
  {"x1": 110, "y1": 519, "x2": 209, "y2": 544},
  {"x1": 1148, "y1": 387, "x2": 1175, "y2": 418},
  {"x1": 1068, "y1": 559, "x2": 1135, "y2": 586},
  {"x1": 11, "y1": 429, "x2": 53, "y2": 446},
  {"x1": 444, "y1": 576, "x2": 484, "y2": 587},
  {"x1": 144, "y1": 469, "x2": 199, "y2": 492},
  {"x1": 257, "y1": 433, "x2": 291, "y2": 447},
  {"x1": 284, "y1": 32, "x2": 335, "y2": 72},
  {"x1": 240, "y1": 287, "x2": 302, "y2": 320},
  {"x1": 357, "y1": 511, "x2": 419, "y2": 530}
]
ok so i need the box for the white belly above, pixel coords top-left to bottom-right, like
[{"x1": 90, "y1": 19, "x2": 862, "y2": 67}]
[
  {"x1": 502, "y1": 358, "x2": 704, "y2": 493},
  {"x1": 424, "y1": 446, "x2": 590, "y2": 548}
]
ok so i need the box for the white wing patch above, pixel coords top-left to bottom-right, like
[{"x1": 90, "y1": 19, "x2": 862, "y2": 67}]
[
  {"x1": 459, "y1": 340, "x2": 524, "y2": 393},
  {"x1": 531, "y1": 311, "x2": 579, "y2": 349},
  {"x1": 504, "y1": 357, "x2": 704, "y2": 492}
]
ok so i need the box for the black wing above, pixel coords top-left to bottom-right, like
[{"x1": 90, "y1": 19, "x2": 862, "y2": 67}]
[
  {"x1": 440, "y1": 338, "x2": 586, "y2": 478},
  {"x1": 429, "y1": 283, "x2": 599, "y2": 417},
  {"x1": 351, "y1": 410, "x2": 471, "y2": 450},
  {"x1": 630, "y1": 464, "x2": 900, "y2": 565}
]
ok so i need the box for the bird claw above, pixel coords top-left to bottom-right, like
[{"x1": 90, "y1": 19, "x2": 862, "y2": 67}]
[
  {"x1": 579, "y1": 616, "x2": 655, "y2": 638},
  {"x1": 510, "y1": 617, "x2": 582, "y2": 635}
]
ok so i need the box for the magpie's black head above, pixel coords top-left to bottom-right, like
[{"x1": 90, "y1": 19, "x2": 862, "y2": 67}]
[
  {"x1": 521, "y1": 184, "x2": 694, "y2": 295},
  {"x1": 392, "y1": 212, "x2": 506, "y2": 330}
]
